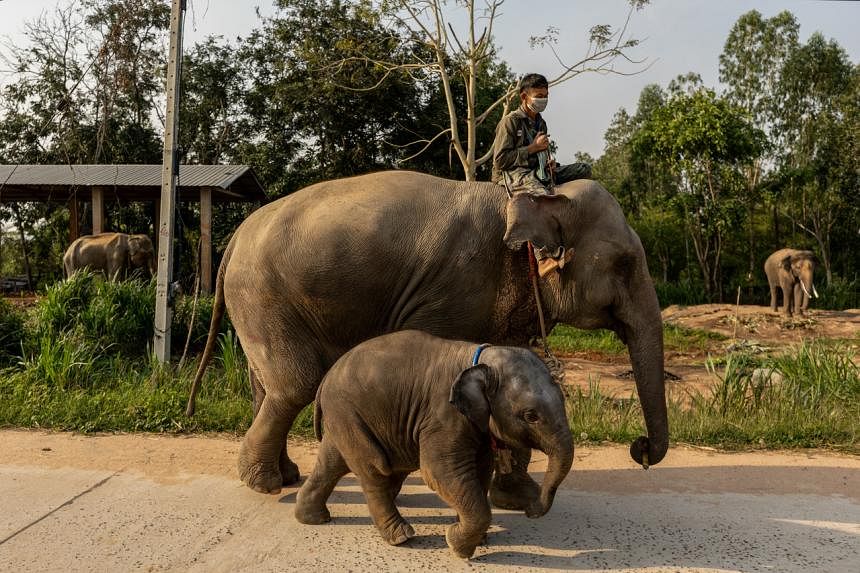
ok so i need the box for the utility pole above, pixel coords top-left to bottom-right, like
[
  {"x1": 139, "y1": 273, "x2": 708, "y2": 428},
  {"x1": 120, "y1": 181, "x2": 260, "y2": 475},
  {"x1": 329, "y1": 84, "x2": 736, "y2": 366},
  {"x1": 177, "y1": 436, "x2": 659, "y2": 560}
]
[{"x1": 154, "y1": 0, "x2": 186, "y2": 363}]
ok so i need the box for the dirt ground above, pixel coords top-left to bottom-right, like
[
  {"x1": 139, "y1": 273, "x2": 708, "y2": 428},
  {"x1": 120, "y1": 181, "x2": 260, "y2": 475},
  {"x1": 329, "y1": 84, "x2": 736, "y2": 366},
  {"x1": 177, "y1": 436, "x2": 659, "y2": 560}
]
[
  {"x1": 2, "y1": 430, "x2": 859, "y2": 572},
  {"x1": 558, "y1": 304, "x2": 860, "y2": 400}
]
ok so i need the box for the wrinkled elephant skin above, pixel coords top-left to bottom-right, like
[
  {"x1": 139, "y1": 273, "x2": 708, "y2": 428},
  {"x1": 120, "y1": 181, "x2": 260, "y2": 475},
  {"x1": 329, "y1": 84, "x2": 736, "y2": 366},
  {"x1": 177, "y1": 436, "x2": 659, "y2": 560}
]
[
  {"x1": 295, "y1": 331, "x2": 573, "y2": 558},
  {"x1": 187, "y1": 171, "x2": 668, "y2": 507}
]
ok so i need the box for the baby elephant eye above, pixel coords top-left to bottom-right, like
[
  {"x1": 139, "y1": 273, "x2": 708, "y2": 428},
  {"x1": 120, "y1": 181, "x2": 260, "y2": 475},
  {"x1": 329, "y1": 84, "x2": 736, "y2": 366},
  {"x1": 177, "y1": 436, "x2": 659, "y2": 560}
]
[{"x1": 522, "y1": 410, "x2": 540, "y2": 424}]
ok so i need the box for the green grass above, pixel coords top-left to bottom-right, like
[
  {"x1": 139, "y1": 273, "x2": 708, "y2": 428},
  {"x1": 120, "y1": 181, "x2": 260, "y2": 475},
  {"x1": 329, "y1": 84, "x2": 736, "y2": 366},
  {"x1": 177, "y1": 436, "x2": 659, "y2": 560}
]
[
  {"x1": 548, "y1": 323, "x2": 725, "y2": 356},
  {"x1": 567, "y1": 340, "x2": 860, "y2": 452},
  {"x1": 0, "y1": 275, "x2": 856, "y2": 450}
]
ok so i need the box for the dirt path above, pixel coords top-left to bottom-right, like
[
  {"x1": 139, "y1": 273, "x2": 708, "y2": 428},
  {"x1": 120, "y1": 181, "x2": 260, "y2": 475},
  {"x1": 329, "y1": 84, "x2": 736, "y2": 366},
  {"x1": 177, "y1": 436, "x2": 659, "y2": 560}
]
[
  {"x1": 559, "y1": 305, "x2": 860, "y2": 400},
  {"x1": 1, "y1": 430, "x2": 858, "y2": 572}
]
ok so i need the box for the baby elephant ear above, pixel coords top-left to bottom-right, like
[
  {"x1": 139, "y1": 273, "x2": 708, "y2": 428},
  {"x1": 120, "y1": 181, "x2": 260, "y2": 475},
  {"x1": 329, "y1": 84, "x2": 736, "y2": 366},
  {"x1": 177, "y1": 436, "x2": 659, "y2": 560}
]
[{"x1": 449, "y1": 364, "x2": 493, "y2": 431}]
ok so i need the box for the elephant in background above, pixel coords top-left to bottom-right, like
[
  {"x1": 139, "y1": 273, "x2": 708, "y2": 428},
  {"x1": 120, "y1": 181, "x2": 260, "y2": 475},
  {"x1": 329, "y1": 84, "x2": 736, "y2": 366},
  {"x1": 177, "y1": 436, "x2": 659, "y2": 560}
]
[
  {"x1": 295, "y1": 330, "x2": 573, "y2": 558},
  {"x1": 186, "y1": 171, "x2": 668, "y2": 512},
  {"x1": 764, "y1": 248, "x2": 819, "y2": 316},
  {"x1": 63, "y1": 232, "x2": 156, "y2": 280}
]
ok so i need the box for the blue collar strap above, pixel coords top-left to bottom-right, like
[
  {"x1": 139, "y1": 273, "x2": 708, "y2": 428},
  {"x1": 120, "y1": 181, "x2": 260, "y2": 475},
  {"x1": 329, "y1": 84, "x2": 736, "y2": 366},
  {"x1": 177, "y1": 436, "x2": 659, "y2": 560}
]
[{"x1": 472, "y1": 343, "x2": 492, "y2": 366}]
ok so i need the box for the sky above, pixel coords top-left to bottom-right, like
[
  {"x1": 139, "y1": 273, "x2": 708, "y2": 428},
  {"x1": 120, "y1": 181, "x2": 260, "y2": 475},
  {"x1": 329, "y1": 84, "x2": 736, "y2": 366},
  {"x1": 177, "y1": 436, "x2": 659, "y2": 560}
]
[{"x1": 1, "y1": 0, "x2": 859, "y2": 160}]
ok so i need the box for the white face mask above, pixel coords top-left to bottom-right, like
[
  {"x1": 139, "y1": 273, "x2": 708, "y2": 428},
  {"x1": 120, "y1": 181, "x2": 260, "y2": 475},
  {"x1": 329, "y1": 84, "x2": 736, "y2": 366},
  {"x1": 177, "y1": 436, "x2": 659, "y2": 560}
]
[{"x1": 528, "y1": 97, "x2": 548, "y2": 113}]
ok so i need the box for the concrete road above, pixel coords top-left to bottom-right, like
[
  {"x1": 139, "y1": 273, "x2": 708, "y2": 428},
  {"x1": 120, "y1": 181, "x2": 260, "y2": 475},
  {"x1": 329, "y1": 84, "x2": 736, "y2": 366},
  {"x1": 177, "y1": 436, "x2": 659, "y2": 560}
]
[{"x1": 1, "y1": 431, "x2": 858, "y2": 572}]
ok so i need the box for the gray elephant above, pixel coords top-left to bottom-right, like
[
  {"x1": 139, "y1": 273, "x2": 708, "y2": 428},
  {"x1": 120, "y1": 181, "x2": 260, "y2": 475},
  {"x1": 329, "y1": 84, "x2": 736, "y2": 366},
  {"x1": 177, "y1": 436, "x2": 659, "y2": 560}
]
[
  {"x1": 764, "y1": 248, "x2": 819, "y2": 316},
  {"x1": 63, "y1": 232, "x2": 156, "y2": 280},
  {"x1": 187, "y1": 171, "x2": 667, "y2": 512},
  {"x1": 295, "y1": 330, "x2": 573, "y2": 559}
]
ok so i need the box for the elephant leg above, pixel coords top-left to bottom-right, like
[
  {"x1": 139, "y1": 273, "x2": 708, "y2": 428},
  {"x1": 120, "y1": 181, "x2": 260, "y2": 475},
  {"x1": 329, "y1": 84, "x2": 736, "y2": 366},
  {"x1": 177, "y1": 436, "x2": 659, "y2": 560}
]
[
  {"x1": 388, "y1": 471, "x2": 410, "y2": 502},
  {"x1": 247, "y1": 361, "x2": 296, "y2": 487},
  {"x1": 489, "y1": 446, "x2": 540, "y2": 514},
  {"x1": 793, "y1": 283, "x2": 804, "y2": 316},
  {"x1": 237, "y1": 345, "x2": 321, "y2": 493},
  {"x1": 428, "y1": 464, "x2": 492, "y2": 558},
  {"x1": 357, "y1": 470, "x2": 415, "y2": 546},
  {"x1": 769, "y1": 285, "x2": 778, "y2": 312},
  {"x1": 295, "y1": 437, "x2": 350, "y2": 525},
  {"x1": 780, "y1": 284, "x2": 792, "y2": 316}
]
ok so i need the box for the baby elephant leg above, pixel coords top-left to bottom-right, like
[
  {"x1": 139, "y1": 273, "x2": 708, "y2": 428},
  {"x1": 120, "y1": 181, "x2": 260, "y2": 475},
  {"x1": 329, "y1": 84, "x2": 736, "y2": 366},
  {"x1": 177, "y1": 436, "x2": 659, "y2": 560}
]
[
  {"x1": 295, "y1": 437, "x2": 349, "y2": 524},
  {"x1": 358, "y1": 470, "x2": 415, "y2": 546},
  {"x1": 438, "y1": 477, "x2": 492, "y2": 559}
]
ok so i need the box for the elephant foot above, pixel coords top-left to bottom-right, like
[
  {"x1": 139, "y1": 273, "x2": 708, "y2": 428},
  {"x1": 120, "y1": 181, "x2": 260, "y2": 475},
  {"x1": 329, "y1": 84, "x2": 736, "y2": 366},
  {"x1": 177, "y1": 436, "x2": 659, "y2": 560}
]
[
  {"x1": 381, "y1": 519, "x2": 415, "y2": 546},
  {"x1": 280, "y1": 456, "x2": 301, "y2": 486},
  {"x1": 490, "y1": 470, "x2": 540, "y2": 513},
  {"x1": 294, "y1": 496, "x2": 331, "y2": 525},
  {"x1": 445, "y1": 522, "x2": 480, "y2": 559},
  {"x1": 238, "y1": 450, "x2": 283, "y2": 495}
]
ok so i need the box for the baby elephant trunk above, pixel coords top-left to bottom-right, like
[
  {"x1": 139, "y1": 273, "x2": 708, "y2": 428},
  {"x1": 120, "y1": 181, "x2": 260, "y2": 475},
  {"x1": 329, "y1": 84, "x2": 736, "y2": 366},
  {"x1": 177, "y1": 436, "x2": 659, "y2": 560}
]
[{"x1": 529, "y1": 427, "x2": 574, "y2": 518}]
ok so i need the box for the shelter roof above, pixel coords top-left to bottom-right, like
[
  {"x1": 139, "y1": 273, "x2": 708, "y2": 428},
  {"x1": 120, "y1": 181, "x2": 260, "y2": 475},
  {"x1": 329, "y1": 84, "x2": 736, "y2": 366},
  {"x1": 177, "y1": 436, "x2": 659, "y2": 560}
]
[{"x1": 0, "y1": 164, "x2": 266, "y2": 203}]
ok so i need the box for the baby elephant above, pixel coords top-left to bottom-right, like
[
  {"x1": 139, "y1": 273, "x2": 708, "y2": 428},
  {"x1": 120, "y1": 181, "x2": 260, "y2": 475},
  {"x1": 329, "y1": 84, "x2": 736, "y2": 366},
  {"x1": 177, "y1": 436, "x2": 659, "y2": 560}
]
[{"x1": 295, "y1": 330, "x2": 573, "y2": 559}]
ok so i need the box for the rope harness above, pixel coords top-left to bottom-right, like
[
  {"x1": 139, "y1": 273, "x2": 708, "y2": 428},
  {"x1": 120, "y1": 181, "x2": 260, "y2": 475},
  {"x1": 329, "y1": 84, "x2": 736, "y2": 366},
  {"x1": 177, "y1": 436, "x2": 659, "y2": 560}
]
[{"x1": 527, "y1": 242, "x2": 566, "y2": 390}]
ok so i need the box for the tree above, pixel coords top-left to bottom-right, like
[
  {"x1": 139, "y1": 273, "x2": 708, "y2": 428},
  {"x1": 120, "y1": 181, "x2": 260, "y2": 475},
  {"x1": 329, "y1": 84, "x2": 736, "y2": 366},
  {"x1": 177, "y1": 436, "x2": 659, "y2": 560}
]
[
  {"x1": 719, "y1": 10, "x2": 799, "y2": 280},
  {"x1": 322, "y1": 0, "x2": 652, "y2": 180},
  {"x1": 237, "y1": 0, "x2": 423, "y2": 196},
  {"x1": 634, "y1": 87, "x2": 764, "y2": 300},
  {"x1": 774, "y1": 33, "x2": 854, "y2": 286}
]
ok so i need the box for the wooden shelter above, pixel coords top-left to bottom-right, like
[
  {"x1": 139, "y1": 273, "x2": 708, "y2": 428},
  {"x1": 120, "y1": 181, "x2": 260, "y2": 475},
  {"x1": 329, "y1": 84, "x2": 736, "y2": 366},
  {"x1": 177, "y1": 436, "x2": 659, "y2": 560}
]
[{"x1": 0, "y1": 164, "x2": 266, "y2": 293}]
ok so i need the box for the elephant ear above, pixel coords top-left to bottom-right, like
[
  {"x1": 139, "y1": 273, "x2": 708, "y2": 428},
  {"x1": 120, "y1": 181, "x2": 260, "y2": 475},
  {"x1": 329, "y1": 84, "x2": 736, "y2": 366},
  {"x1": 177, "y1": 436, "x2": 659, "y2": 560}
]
[
  {"x1": 503, "y1": 192, "x2": 569, "y2": 252},
  {"x1": 780, "y1": 255, "x2": 793, "y2": 271},
  {"x1": 128, "y1": 236, "x2": 143, "y2": 257},
  {"x1": 449, "y1": 364, "x2": 496, "y2": 431}
]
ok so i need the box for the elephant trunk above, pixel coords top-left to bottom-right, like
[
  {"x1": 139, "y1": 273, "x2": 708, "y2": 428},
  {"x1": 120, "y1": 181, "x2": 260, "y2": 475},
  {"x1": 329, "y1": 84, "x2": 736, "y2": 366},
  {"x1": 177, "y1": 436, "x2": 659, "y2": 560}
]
[
  {"x1": 529, "y1": 427, "x2": 574, "y2": 518},
  {"x1": 619, "y1": 285, "x2": 669, "y2": 468}
]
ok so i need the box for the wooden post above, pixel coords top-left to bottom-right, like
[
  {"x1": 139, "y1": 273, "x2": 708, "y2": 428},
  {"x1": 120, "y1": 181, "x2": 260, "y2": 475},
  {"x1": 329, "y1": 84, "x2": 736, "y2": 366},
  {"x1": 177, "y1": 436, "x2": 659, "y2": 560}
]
[
  {"x1": 92, "y1": 187, "x2": 105, "y2": 234},
  {"x1": 200, "y1": 187, "x2": 212, "y2": 294},
  {"x1": 154, "y1": 0, "x2": 185, "y2": 364}
]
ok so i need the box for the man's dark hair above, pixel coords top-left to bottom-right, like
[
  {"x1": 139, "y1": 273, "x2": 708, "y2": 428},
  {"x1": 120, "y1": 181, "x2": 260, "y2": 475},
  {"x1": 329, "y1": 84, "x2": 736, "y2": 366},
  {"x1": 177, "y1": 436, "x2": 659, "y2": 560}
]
[{"x1": 519, "y1": 73, "x2": 549, "y2": 93}]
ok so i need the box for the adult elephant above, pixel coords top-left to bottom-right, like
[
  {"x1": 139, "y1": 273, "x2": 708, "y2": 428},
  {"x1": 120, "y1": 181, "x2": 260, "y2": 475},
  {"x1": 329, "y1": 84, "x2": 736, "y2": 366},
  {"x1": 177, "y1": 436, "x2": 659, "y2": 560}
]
[
  {"x1": 63, "y1": 232, "x2": 156, "y2": 280},
  {"x1": 764, "y1": 248, "x2": 819, "y2": 316},
  {"x1": 187, "y1": 171, "x2": 668, "y2": 508}
]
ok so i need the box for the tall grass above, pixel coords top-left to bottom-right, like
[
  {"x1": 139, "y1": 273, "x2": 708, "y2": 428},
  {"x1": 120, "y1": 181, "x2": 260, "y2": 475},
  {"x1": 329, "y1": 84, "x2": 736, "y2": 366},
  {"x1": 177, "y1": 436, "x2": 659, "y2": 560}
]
[
  {"x1": 31, "y1": 270, "x2": 155, "y2": 355},
  {"x1": 0, "y1": 298, "x2": 25, "y2": 366},
  {"x1": 571, "y1": 340, "x2": 859, "y2": 451}
]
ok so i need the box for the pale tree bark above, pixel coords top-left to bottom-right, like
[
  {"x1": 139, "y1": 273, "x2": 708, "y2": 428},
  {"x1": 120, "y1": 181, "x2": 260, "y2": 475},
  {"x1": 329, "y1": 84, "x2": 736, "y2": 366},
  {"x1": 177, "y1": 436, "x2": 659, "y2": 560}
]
[{"x1": 330, "y1": 0, "x2": 649, "y2": 181}]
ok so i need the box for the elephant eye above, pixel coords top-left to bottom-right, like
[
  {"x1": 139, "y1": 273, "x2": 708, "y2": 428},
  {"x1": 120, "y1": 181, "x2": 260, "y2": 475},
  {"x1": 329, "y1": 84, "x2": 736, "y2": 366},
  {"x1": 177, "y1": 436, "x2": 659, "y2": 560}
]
[{"x1": 522, "y1": 410, "x2": 540, "y2": 424}]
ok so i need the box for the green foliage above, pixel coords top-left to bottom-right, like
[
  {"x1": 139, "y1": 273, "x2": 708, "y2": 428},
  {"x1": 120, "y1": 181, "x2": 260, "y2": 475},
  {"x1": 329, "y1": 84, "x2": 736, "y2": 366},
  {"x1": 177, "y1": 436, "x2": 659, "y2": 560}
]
[
  {"x1": 0, "y1": 299, "x2": 26, "y2": 366},
  {"x1": 569, "y1": 341, "x2": 860, "y2": 450},
  {"x1": 549, "y1": 323, "x2": 724, "y2": 356},
  {"x1": 549, "y1": 325, "x2": 625, "y2": 354},
  {"x1": 30, "y1": 271, "x2": 155, "y2": 355},
  {"x1": 816, "y1": 276, "x2": 860, "y2": 311}
]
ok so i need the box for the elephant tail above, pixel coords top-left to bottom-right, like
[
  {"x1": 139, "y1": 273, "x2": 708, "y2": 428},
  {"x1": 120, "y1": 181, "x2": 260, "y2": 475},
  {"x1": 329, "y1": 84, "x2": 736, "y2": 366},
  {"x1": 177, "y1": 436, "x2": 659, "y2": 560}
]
[
  {"x1": 313, "y1": 383, "x2": 324, "y2": 441},
  {"x1": 185, "y1": 239, "x2": 235, "y2": 417}
]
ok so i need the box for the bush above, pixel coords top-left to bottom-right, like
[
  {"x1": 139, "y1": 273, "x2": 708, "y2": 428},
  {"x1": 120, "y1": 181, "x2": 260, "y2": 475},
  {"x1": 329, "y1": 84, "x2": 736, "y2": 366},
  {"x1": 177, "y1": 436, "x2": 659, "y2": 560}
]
[
  {"x1": 816, "y1": 276, "x2": 860, "y2": 311},
  {"x1": 30, "y1": 271, "x2": 155, "y2": 355},
  {"x1": 653, "y1": 279, "x2": 709, "y2": 307},
  {"x1": 0, "y1": 298, "x2": 25, "y2": 365}
]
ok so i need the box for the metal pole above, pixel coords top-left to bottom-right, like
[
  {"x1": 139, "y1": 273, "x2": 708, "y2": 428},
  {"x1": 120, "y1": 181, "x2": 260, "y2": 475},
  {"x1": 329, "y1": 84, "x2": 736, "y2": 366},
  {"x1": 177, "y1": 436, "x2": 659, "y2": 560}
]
[{"x1": 154, "y1": 0, "x2": 185, "y2": 363}]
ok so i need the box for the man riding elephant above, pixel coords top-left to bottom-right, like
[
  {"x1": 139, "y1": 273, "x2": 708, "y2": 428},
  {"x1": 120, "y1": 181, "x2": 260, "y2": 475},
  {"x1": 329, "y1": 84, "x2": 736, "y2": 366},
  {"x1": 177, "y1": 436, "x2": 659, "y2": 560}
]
[
  {"x1": 491, "y1": 73, "x2": 592, "y2": 276},
  {"x1": 186, "y1": 171, "x2": 669, "y2": 516}
]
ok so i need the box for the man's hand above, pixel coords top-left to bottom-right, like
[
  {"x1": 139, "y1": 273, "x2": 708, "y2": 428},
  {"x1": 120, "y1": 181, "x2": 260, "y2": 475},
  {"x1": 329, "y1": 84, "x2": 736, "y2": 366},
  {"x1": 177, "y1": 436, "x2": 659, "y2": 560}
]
[{"x1": 527, "y1": 132, "x2": 549, "y2": 154}]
